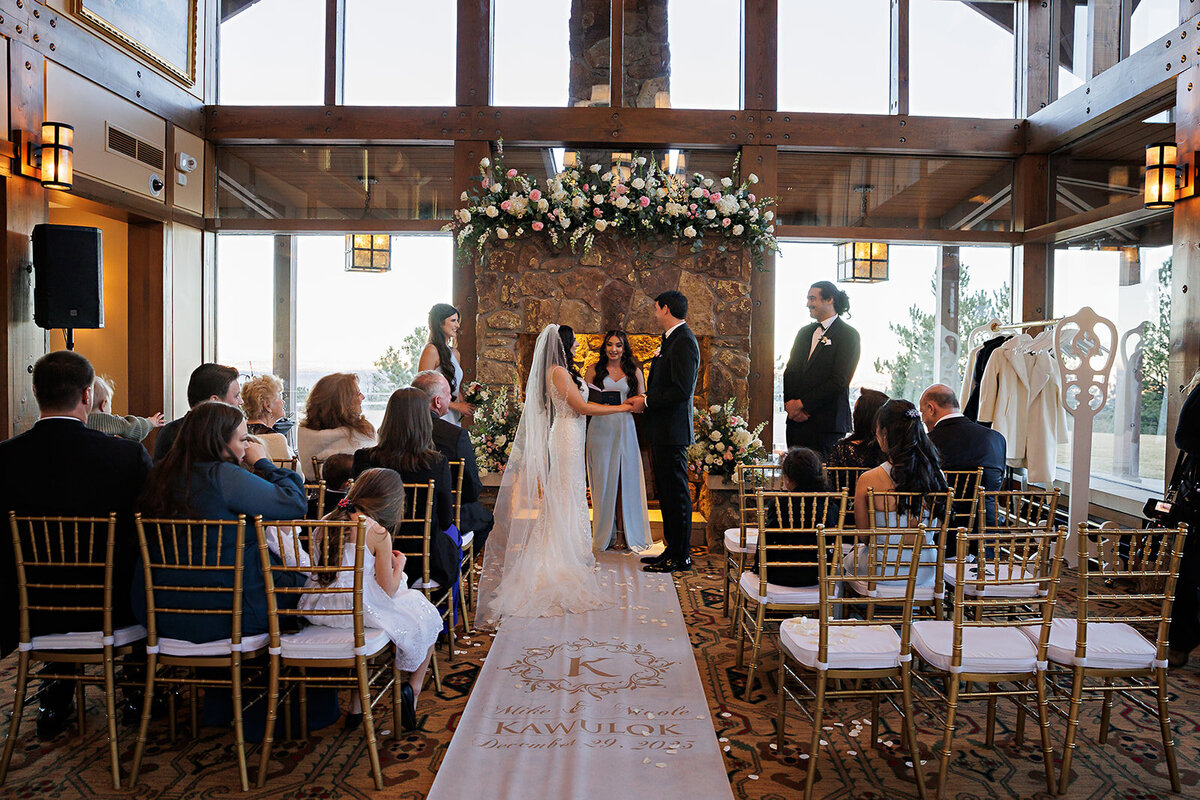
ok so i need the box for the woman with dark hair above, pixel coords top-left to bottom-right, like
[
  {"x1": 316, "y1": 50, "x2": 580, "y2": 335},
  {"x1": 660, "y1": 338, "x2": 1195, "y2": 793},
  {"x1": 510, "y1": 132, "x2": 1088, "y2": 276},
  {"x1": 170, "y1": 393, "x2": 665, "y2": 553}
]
[
  {"x1": 352, "y1": 387, "x2": 459, "y2": 590},
  {"x1": 297, "y1": 373, "x2": 377, "y2": 480},
  {"x1": 584, "y1": 329, "x2": 650, "y2": 551},
  {"x1": 418, "y1": 303, "x2": 472, "y2": 426},
  {"x1": 849, "y1": 399, "x2": 948, "y2": 587},
  {"x1": 301, "y1": 468, "x2": 440, "y2": 729},
  {"x1": 827, "y1": 388, "x2": 889, "y2": 468},
  {"x1": 136, "y1": 401, "x2": 309, "y2": 643},
  {"x1": 760, "y1": 447, "x2": 842, "y2": 587}
]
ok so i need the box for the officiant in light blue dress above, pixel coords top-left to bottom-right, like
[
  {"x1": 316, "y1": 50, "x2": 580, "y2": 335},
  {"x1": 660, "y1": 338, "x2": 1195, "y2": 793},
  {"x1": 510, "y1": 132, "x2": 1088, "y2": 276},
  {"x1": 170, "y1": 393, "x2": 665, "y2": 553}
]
[{"x1": 585, "y1": 330, "x2": 651, "y2": 552}]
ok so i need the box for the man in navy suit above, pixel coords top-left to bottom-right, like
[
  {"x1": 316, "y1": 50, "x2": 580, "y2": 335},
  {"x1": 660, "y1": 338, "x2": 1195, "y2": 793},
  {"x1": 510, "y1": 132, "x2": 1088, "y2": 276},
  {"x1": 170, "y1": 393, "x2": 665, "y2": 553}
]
[
  {"x1": 0, "y1": 351, "x2": 152, "y2": 736},
  {"x1": 921, "y1": 383, "x2": 1006, "y2": 526},
  {"x1": 629, "y1": 291, "x2": 701, "y2": 573},
  {"x1": 783, "y1": 281, "x2": 861, "y2": 459}
]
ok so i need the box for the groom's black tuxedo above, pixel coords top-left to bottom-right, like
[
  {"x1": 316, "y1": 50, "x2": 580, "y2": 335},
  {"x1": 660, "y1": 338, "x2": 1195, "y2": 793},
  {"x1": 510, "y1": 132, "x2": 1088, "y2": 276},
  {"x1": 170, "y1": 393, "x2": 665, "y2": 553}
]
[
  {"x1": 645, "y1": 323, "x2": 700, "y2": 563},
  {"x1": 783, "y1": 316, "x2": 860, "y2": 458}
]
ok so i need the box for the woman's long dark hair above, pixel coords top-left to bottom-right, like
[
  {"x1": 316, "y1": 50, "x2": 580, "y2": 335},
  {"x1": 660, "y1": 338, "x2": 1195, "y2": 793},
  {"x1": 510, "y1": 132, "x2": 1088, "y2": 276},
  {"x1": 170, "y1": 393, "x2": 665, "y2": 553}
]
[
  {"x1": 849, "y1": 389, "x2": 889, "y2": 444},
  {"x1": 427, "y1": 303, "x2": 459, "y2": 396},
  {"x1": 781, "y1": 447, "x2": 828, "y2": 492},
  {"x1": 557, "y1": 325, "x2": 584, "y2": 387},
  {"x1": 592, "y1": 329, "x2": 641, "y2": 397},
  {"x1": 365, "y1": 387, "x2": 440, "y2": 473},
  {"x1": 139, "y1": 402, "x2": 245, "y2": 517},
  {"x1": 317, "y1": 468, "x2": 405, "y2": 586},
  {"x1": 876, "y1": 399, "x2": 947, "y2": 517}
]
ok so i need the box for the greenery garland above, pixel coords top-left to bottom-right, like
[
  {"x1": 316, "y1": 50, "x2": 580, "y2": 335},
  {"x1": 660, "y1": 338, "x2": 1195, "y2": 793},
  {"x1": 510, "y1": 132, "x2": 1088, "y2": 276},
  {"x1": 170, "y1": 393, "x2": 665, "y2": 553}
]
[{"x1": 443, "y1": 143, "x2": 779, "y2": 267}]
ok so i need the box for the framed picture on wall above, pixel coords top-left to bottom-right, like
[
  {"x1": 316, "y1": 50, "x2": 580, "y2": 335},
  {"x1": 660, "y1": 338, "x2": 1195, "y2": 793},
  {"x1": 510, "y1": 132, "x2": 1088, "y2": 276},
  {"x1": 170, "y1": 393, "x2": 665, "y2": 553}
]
[{"x1": 74, "y1": 0, "x2": 197, "y2": 86}]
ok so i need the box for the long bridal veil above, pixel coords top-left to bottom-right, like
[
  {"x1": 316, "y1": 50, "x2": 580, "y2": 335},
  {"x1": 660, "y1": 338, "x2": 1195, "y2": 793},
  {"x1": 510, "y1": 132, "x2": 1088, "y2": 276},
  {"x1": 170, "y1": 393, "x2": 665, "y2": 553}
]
[{"x1": 475, "y1": 324, "x2": 569, "y2": 629}]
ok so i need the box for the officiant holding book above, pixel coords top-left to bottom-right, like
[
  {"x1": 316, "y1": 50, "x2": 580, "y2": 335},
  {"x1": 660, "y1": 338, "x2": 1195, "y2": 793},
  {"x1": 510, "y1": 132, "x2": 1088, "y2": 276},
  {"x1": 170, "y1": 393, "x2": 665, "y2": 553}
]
[
  {"x1": 585, "y1": 330, "x2": 651, "y2": 552},
  {"x1": 783, "y1": 281, "x2": 861, "y2": 459}
]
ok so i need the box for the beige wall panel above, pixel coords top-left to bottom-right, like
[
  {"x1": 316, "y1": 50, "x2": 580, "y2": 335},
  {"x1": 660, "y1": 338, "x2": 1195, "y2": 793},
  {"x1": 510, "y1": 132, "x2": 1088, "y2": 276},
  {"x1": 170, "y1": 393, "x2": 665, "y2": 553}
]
[
  {"x1": 171, "y1": 222, "x2": 204, "y2": 419},
  {"x1": 173, "y1": 126, "x2": 205, "y2": 215},
  {"x1": 44, "y1": 62, "x2": 167, "y2": 203}
]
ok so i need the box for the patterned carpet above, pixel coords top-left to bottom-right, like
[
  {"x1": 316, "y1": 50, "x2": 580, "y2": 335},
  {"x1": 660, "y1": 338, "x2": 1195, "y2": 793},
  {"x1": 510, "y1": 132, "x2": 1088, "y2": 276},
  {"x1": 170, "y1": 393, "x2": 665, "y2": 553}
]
[{"x1": 1, "y1": 552, "x2": 1198, "y2": 799}]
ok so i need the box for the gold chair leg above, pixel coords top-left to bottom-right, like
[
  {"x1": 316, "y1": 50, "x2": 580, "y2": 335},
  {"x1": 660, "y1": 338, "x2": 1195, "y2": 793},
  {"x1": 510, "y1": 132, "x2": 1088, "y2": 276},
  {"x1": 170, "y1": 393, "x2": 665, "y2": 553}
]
[
  {"x1": 129, "y1": 654, "x2": 158, "y2": 785},
  {"x1": 299, "y1": 675, "x2": 310, "y2": 741},
  {"x1": 1098, "y1": 677, "x2": 1114, "y2": 744},
  {"x1": 189, "y1": 675, "x2": 199, "y2": 740},
  {"x1": 1155, "y1": 667, "x2": 1182, "y2": 793},
  {"x1": 230, "y1": 656, "x2": 250, "y2": 792},
  {"x1": 734, "y1": 604, "x2": 748, "y2": 668},
  {"x1": 776, "y1": 656, "x2": 789, "y2": 750},
  {"x1": 721, "y1": 553, "x2": 730, "y2": 617},
  {"x1": 103, "y1": 647, "x2": 121, "y2": 789},
  {"x1": 0, "y1": 652, "x2": 32, "y2": 784},
  {"x1": 984, "y1": 685, "x2": 997, "y2": 747},
  {"x1": 256, "y1": 656, "x2": 281, "y2": 789},
  {"x1": 803, "y1": 672, "x2": 827, "y2": 800},
  {"x1": 1035, "y1": 670, "x2": 1056, "y2": 796},
  {"x1": 167, "y1": 681, "x2": 177, "y2": 741},
  {"x1": 935, "y1": 674, "x2": 961, "y2": 800},
  {"x1": 430, "y1": 651, "x2": 443, "y2": 694},
  {"x1": 392, "y1": 659, "x2": 404, "y2": 742},
  {"x1": 901, "y1": 663, "x2": 928, "y2": 800},
  {"x1": 357, "y1": 658, "x2": 384, "y2": 790},
  {"x1": 743, "y1": 604, "x2": 767, "y2": 702},
  {"x1": 1015, "y1": 697, "x2": 1026, "y2": 745},
  {"x1": 75, "y1": 675, "x2": 86, "y2": 736}
]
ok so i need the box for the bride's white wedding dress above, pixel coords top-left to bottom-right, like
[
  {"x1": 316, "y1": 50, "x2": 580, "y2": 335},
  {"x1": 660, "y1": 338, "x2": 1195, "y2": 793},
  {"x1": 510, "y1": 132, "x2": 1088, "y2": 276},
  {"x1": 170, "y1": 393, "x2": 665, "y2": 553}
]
[{"x1": 476, "y1": 325, "x2": 610, "y2": 626}]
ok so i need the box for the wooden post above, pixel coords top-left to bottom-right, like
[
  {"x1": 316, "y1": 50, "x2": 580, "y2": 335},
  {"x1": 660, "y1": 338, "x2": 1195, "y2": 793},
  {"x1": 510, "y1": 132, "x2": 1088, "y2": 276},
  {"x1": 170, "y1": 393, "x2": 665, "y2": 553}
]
[
  {"x1": 127, "y1": 222, "x2": 167, "y2": 447},
  {"x1": 934, "y1": 247, "x2": 961, "y2": 386},
  {"x1": 1013, "y1": 154, "x2": 1051, "y2": 322},
  {"x1": 890, "y1": 0, "x2": 910, "y2": 115},
  {"x1": 742, "y1": 0, "x2": 777, "y2": 110},
  {"x1": 457, "y1": 0, "x2": 491, "y2": 106},
  {"x1": 324, "y1": 0, "x2": 346, "y2": 105},
  {"x1": 1087, "y1": 0, "x2": 1124, "y2": 78},
  {"x1": 1017, "y1": 0, "x2": 1053, "y2": 116},
  {"x1": 610, "y1": 0, "x2": 624, "y2": 108},
  {"x1": 273, "y1": 235, "x2": 298, "y2": 423},
  {"x1": 742, "y1": 145, "x2": 777, "y2": 446},
  {"x1": 453, "y1": 141, "x2": 491, "y2": 384}
]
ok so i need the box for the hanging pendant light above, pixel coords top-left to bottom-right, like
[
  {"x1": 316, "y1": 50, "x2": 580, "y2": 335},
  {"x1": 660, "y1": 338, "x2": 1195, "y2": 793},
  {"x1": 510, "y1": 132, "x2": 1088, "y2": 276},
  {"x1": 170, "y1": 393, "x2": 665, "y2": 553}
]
[{"x1": 836, "y1": 242, "x2": 889, "y2": 283}]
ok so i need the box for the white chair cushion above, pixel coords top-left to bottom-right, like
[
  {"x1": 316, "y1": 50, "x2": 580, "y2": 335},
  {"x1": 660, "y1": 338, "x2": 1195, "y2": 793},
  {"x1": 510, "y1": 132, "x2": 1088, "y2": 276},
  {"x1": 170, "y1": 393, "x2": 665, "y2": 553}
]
[
  {"x1": 943, "y1": 563, "x2": 1042, "y2": 597},
  {"x1": 412, "y1": 578, "x2": 442, "y2": 590},
  {"x1": 724, "y1": 527, "x2": 758, "y2": 554},
  {"x1": 846, "y1": 579, "x2": 936, "y2": 603},
  {"x1": 157, "y1": 632, "x2": 270, "y2": 657},
  {"x1": 279, "y1": 625, "x2": 390, "y2": 660},
  {"x1": 460, "y1": 531, "x2": 475, "y2": 549},
  {"x1": 780, "y1": 617, "x2": 902, "y2": 670},
  {"x1": 911, "y1": 621, "x2": 1037, "y2": 674},
  {"x1": 1019, "y1": 618, "x2": 1159, "y2": 670},
  {"x1": 30, "y1": 625, "x2": 147, "y2": 651},
  {"x1": 738, "y1": 570, "x2": 831, "y2": 605}
]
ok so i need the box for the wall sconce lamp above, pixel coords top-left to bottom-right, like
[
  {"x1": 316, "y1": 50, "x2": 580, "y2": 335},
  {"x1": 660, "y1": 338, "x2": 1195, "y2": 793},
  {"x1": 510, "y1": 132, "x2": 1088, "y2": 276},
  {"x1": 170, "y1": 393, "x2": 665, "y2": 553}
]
[
  {"x1": 1144, "y1": 142, "x2": 1179, "y2": 209},
  {"x1": 8, "y1": 122, "x2": 75, "y2": 190},
  {"x1": 836, "y1": 242, "x2": 889, "y2": 283},
  {"x1": 345, "y1": 233, "x2": 392, "y2": 273}
]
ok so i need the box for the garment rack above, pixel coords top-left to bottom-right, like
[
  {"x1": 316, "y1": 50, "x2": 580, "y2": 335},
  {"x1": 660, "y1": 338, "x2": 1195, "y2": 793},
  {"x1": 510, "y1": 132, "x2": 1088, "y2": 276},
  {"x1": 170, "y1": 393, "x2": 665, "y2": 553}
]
[{"x1": 966, "y1": 316, "x2": 1064, "y2": 352}]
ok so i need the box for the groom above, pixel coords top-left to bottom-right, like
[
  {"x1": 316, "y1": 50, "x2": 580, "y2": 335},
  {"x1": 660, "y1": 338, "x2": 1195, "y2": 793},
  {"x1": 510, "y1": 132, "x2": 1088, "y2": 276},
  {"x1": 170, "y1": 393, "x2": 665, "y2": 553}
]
[{"x1": 629, "y1": 291, "x2": 701, "y2": 573}]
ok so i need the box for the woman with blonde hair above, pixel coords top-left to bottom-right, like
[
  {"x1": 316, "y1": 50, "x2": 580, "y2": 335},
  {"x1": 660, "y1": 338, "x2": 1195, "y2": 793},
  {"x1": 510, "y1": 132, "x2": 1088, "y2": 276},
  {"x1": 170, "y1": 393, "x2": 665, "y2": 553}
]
[
  {"x1": 86, "y1": 374, "x2": 165, "y2": 442},
  {"x1": 298, "y1": 373, "x2": 377, "y2": 480},
  {"x1": 241, "y1": 374, "x2": 292, "y2": 461}
]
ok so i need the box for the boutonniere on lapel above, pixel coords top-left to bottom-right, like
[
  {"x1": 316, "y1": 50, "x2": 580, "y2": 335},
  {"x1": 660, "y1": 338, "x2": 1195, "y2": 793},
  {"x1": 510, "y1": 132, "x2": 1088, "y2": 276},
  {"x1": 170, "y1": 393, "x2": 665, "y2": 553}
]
[{"x1": 819, "y1": 337, "x2": 832, "y2": 347}]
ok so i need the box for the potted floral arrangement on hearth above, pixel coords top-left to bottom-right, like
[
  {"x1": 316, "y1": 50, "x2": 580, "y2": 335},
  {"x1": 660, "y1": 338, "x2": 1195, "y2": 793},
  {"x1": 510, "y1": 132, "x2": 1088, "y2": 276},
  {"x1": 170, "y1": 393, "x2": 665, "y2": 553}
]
[
  {"x1": 687, "y1": 399, "x2": 768, "y2": 484},
  {"x1": 468, "y1": 385, "x2": 523, "y2": 475},
  {"x1": 443, "y1": 141, "x2": 779, "y2": 267}
]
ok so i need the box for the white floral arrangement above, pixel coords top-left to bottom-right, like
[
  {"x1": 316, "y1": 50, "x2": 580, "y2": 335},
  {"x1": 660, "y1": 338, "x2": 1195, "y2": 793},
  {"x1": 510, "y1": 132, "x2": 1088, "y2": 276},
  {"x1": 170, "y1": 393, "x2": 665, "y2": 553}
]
[
  {"x1": 687, "y1": 398, "x2": 767, "y2": 482},
  {"x1": 460, "y1": 380, "x2": 493, "y2": 408},
  {"x1": 443, "y1": 142, "x2": 779, "y2": 266},
  {"x1": 468, "y1": 385, "x2": 523, "y2": 474}
]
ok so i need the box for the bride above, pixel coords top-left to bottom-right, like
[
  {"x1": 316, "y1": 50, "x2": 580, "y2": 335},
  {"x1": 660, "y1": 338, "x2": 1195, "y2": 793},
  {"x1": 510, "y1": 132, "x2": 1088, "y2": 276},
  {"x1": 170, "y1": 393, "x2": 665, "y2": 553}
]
[{"x1": 475, "y1": 324, "x2": 635, "y2": 626}]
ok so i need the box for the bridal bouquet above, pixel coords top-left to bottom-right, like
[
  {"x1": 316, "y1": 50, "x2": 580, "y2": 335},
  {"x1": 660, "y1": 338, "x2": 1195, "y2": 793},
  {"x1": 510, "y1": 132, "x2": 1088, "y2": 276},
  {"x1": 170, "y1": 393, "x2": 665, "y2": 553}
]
[
  {"x1": 469, "y1": 385, "x2": 523, "y2": 474},
  {"x1": 687, "y1": 399, "x2": 767, "y2": 482},
  {"x1": 460, "y1": 380, "x2": 493, "y2": 407},
  {"x1": 444, "y1": 141, "x2": 778, "y2": 266}
]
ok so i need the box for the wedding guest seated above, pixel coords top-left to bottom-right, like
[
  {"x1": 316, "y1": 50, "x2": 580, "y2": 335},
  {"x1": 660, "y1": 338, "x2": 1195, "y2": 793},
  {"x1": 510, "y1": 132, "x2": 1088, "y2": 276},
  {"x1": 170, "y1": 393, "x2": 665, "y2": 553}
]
[
  {"x1": 298, "y1": 373, "x2": 377, "y2": 481},
  {"x1": 826, "y1": 388, "x2": 889, "y2": 468},
  {"x1": 153, "y1": 363, "x2": 242, "y2": 461},
  {"x1": 760, "y1": 447, "x2": 842, "y2": 588},
  {"x1": 86, "y1": 375, "x2": 165, "y2": 442},
  {"x1": 352, "y1": 388, "x2": 459, "y2": 591},
  {"x1": 849, "y1": 399, "x2": 948, "y2": 588},
  {"x1": 135, "y1": 401, "x2": 309, "y2": 645},
  {"x1": 313, "y1": 453, "x2": 354, "y2": 518},
  {"x1": 0, "y1": 351, "x2": 152, "y2": 737},
  {"x1": 920, "y1": 383, "x2": 1005, "y2": 527},
  {"x1": 241, "y1": 374, "x2": 293, "y2": 461},
  {"x1": 412, "y1": 369, "x2": 494, "y2": 550}
]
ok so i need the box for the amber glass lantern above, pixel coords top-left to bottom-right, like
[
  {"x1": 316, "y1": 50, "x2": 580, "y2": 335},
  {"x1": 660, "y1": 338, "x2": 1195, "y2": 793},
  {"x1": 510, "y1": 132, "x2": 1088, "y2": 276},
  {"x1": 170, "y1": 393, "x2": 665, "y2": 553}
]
[
  {"x1": 836, "y1": 242, "x2": 889, "y2": 283},
  {"x1": 345, "y1": 234, "x2": 392, "y2": 272}
]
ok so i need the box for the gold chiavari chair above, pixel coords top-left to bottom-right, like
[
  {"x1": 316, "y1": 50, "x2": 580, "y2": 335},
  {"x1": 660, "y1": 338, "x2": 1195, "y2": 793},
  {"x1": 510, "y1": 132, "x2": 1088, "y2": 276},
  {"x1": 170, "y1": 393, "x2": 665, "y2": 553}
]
[
  {"x1": 129, "y1": 514, "x2": 268, "y2": 791},
  {"x1": 311, "y1": 456, "x2": 326, "y2": 483},
  {"x1": 399, "y1": 482, "x2": 455, "y2": 687},
  {"x1": 1040, "y1": 523, "x2": 1188, "y2": 794},
  {"x1": 448, "y1": 460, "x2": 473, "y2": 623},
  {"x1": 826, "y1": 465, "x2": 871, "y2": 515},
  {"x1": 911, "y1": 525, "x2": 1066, "y2": 799},
  {"x1": 305, "y1": 480, "x2": 327, "y2": 520},
  {"x1": 1, "y1": 513, "x2": 143, "y2": 789},
  {"x1": 942, "y1": 468, "x2": 983, "y2": 553},
  {"x1": 736, "y1": 489, "x2": 848, "y2": 701},
  {"x1": 254, "y1": 517, "x2": 401, "y2": 790},
  {"x1": 722, "y1": 463, "x2": 784, "y2": 628},
  {"x1": 270, "y1": 456, "x2": 299, "y2": 472},
  {"x1": 777, "y1": 525, "x2": 929, "y2": 800},
  {"x1": 845, "y1": 490, "x2": 953, "y2": 621}
]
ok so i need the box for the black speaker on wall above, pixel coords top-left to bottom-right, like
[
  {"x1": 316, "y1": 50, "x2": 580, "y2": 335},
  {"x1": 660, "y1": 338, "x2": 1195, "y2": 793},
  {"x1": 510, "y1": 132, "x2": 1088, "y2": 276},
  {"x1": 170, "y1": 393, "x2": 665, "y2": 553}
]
[{"x1": 33, "y1": 223, "x2": 104, "y2": 330}]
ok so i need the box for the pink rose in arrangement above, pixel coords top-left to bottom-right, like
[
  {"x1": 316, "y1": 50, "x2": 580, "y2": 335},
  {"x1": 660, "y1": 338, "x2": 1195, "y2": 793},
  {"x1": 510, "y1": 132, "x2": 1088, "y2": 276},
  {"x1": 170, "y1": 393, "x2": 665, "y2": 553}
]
[
  {"x1": 748, "y1": 194, "x2": 756, "y2": 202},
  {"x1": 583, "y1": 184, "x2": 590, "y2": 192},
  {"x1": 639, "y1": 196, "x2": 651, "y2": 208},
  {"x1": 529, "y1": 189, "x2": 542, "y2": 201},
  {"x1": 532, "y1": 221, "x2": 544, "y2": 231},
  {"x1": 506, "y1": 168, "x2": 518, "y2": 178},
  {"x1": 500, "y1": 200, "x2": 511, "y2": 211},
  {"x1": 593, "y1": 208, "x2": 603, "y2": 217},
  {"x1": 724, "y1": 451, "x2": 734, "y2": 461},
  {"x1": 702, "y1": 189, "x2": 710, "y2": 198},
  {"x1": 689, "y1": 203, "x2": 698, "y2": 212},
  {"x1": 615, "y1": 184, "x2": 628, "y2": 195},
  {"x1": 710, "y1": 192, "x2": 721, "y2": 202},
  {"x1": 722, "y1": 217, "x2": 731, "y2": 227},
  {"x1": 481, "y1": 177, "x2": 489, "y2": 188}
]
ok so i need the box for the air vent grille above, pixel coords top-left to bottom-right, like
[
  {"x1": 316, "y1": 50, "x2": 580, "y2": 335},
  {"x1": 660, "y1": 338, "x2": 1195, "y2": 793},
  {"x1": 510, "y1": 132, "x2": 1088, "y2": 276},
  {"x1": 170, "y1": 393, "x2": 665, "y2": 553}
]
[
  {"x1": 136, "y1": 141, "x2": 164, "y2": 170},
  {"x1": 107, "y1": 126, "x2": 137, "y2": 159}
]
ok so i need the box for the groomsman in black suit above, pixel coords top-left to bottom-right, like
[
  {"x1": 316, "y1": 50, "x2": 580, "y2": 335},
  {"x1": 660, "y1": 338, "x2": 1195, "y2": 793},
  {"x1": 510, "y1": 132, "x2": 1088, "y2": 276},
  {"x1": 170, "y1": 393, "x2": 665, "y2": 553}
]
[
  {"x1": 783, "y1": 281, "x2": 861, "y2": 459},
  {"x1": 629, "y1": 291, "x2": 701, "y2": 573}
]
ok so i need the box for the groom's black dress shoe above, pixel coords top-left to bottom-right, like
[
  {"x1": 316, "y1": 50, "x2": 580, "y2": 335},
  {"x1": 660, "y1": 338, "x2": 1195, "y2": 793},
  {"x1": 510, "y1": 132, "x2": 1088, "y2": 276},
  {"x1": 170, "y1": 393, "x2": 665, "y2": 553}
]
[
  {"x1": 643, "y1": 558, "x2": 692, "y2": 573},
  {"x1": 640, "y1": 553, "x2": 669, "y2": 565}
]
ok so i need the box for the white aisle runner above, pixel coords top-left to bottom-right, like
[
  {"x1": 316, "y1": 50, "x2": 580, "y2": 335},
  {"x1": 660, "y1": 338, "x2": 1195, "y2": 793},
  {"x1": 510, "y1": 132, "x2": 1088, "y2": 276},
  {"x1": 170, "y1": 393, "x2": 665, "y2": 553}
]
[{"x1": 428, "y1": 552, "x2": 735, "y2": 800}]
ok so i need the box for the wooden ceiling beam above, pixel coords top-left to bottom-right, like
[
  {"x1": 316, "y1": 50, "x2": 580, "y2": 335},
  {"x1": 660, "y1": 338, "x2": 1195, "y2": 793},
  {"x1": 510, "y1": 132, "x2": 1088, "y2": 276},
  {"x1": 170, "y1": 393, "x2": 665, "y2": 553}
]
[
  {"x1": 1026, "y1": 16, "x2": 1193, "y2": 153},
  {"x1": 205, "y1": 105, "x2": 1025, "y2": 155}
]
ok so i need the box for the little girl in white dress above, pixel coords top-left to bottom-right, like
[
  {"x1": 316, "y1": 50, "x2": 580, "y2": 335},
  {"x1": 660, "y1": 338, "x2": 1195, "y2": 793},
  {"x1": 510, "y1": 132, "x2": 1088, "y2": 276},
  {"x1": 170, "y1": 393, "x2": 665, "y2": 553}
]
[{"x1": 299, "y1": 468, "x2": 442, "y2": 728}]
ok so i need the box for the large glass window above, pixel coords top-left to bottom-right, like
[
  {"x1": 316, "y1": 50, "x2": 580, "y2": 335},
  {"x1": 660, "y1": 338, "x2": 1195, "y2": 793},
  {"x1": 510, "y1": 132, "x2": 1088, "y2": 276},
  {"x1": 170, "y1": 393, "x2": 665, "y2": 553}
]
[
  {"x1": 344, "y1": 0, "x2": 456, "y2": 105},
  {"x1": 777, "y1": 0, "x2": 890, "y2": 114},
  {"x1": 219, "y1": 0, "x2": 324, "y2": 104},
  {"x1": 1053, "y1": 238, "x2": 1173, "y2": 493},
  {"x1": 773, "y1": 242, "x2": 1012, "y2": 449},
  {"x1": 296, "y1": 235, "x2": 453, "y2": 428},
  {"x1": 1130, "y1": 0, "x2": 1178, "y2": 57},
  {"x1": 632, "y1": 0, "x2": 741, "y2": 110},
  {"x1": 493, "y1": 0, "x2": 606, "y2": 107},
  {"x1": 215, "y1": 236, "x2": 275, "y2": 375},
  {"x1": 910, "y1": 0, "x2": 1015, "y2": 118},
  {"x1": 1055, "y1": 0, "x2": 1088, "y2": 99}
]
